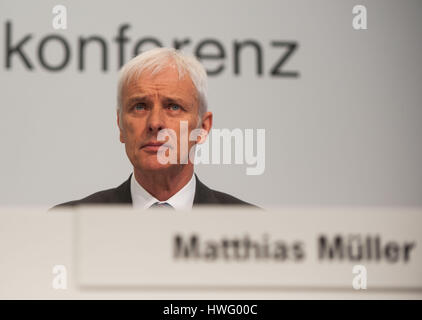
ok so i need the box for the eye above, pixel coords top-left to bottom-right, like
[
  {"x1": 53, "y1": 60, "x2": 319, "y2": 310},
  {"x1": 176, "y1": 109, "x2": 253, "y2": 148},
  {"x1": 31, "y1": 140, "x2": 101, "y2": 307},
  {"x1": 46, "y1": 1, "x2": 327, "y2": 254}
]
[
  {"x1": 168, "y1": 104, "x2": 181, "y2": 111},
  {"x1": 134, "y1": 103, "x2": 146, "y2": 111}
]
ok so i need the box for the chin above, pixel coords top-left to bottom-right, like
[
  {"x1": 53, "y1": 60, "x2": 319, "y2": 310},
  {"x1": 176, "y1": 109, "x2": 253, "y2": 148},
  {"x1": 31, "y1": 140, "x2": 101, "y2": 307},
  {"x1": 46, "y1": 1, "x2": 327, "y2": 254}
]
[{"x1": 136, "y1": 160, "x2": 172, "y2": 172}]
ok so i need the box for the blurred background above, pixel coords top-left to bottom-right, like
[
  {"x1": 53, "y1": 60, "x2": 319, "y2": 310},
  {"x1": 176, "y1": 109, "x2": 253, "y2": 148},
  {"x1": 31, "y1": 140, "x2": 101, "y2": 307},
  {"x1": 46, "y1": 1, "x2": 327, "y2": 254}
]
[{"x1": 0, "y1": 0, "x2": 421, "y2": 209}]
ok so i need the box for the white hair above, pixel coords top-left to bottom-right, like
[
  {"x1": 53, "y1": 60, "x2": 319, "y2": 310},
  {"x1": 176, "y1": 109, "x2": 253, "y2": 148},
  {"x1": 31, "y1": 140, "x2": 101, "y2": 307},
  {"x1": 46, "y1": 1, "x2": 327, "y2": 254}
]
[{"x1": 117, "y1": 47, "x2": 208, "y2": 123}]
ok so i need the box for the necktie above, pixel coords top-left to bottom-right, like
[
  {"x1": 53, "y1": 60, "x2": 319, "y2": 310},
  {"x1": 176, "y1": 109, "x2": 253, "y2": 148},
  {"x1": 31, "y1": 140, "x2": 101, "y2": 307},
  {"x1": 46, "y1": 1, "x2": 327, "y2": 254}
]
[{"x1": 149, "y1": 202, "x2": 174, "y2": 209}]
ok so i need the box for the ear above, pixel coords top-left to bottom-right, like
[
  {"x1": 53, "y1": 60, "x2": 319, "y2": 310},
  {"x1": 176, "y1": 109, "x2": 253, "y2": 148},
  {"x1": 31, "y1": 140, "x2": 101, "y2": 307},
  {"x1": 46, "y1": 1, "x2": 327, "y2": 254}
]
[
  {"x1": 117, "y1": 110, "x2": 125, "y2": 143},
  {"x1": 197, "y1": 111, "x2": 212, "y2": 144}
]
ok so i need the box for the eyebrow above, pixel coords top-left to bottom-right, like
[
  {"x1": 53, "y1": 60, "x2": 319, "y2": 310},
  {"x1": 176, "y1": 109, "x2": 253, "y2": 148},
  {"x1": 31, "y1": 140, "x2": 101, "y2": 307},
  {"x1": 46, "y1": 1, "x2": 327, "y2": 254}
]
[
  {"x1": 125, "y1": 95, "x2": 191, "y2": 108},
  {"x1": 125, "y1": 95, "x2": 149, "y2": 106}
]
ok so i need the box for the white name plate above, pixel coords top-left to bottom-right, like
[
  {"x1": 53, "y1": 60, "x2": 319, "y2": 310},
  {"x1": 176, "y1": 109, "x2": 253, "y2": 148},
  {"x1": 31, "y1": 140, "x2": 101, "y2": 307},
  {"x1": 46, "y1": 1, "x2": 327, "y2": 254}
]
[{"x1": 74, "y1": 207, "x2": 422, "y2": 290}]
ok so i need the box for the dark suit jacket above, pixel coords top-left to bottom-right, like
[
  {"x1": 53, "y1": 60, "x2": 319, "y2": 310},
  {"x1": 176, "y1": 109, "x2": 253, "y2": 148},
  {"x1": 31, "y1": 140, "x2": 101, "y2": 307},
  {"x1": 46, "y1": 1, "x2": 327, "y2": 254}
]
[{"x1": 53, "y1": 174, "x2": 256, "y2": 209}]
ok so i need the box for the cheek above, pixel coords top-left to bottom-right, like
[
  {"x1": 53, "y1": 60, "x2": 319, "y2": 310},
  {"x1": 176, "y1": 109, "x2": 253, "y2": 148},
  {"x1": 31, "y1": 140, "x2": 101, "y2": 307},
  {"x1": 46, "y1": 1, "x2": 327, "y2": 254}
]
[
  {"x1": 172, "y1": 116, "x2": 198, "y2": 131},
  {"x1": 162, "y1": 117, "x2": 199, "y2": 147},
  {"x1": 123, "y1": 119, "x2": 143, "y2": 139}
]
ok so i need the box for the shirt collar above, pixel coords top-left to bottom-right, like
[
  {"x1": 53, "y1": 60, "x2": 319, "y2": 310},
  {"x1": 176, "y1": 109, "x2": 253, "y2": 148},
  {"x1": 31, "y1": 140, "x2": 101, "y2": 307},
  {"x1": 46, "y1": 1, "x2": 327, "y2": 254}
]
[{"x1": 130, "y1": 173, "x2": 196, "y2": 211}]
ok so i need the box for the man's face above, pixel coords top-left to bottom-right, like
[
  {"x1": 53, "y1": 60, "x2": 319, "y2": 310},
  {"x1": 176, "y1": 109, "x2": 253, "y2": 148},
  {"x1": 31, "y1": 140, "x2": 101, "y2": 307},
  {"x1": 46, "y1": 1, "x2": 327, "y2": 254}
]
[{"x1": 118, "y1": 66, "x2": 206, "y2": 172}]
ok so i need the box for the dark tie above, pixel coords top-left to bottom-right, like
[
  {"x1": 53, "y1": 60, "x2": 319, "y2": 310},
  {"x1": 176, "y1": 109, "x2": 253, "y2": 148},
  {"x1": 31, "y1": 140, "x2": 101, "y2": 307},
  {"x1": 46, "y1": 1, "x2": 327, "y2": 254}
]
[{"x1": 149, "y1": 202, "x2": 174, "y2": 209}]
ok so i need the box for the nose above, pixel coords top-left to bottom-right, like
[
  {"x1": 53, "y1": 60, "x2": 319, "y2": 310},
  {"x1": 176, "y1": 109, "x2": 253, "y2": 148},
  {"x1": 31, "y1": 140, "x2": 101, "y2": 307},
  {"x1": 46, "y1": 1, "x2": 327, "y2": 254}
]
[{"x1": 147, "y1": 105, "x2": 164, "y2": 133}]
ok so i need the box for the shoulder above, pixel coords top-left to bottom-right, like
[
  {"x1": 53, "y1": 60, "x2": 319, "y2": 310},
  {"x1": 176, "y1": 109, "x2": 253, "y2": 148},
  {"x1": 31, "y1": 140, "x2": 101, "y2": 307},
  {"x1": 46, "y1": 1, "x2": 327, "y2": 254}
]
[
  {"x1": 194, "y1": 175, "x2": 259, "y2": 208},
  {"x1": 50, "y1": 176, "x2": 132, "y2": 210},
  {"x1": 211, "y1": 189, "x2": 257, "y2": 206},
  {"x1": 52, "y1": 188, "x2": 117, "y2": 208}
]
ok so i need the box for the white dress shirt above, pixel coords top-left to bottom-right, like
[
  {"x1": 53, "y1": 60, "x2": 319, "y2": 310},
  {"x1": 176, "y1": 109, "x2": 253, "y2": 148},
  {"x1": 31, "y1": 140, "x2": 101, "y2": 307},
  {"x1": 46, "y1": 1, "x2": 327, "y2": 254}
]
[{"x1": 130, "y1": 173, "x2": 196, "y2": 211}]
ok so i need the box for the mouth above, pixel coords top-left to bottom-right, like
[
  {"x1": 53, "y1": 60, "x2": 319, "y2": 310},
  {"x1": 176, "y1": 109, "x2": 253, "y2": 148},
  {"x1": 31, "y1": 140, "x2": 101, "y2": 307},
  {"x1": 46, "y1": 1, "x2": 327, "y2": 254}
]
[{"x1": 140, "y1": 141, "x2": 166, "y2": 152}]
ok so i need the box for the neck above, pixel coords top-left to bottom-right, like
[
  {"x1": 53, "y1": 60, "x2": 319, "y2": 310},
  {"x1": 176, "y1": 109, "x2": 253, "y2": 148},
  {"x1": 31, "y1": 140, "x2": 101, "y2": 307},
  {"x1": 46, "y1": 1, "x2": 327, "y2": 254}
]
[{"x1": 134, "y1": 165, "x2": 194, "y2": 201}]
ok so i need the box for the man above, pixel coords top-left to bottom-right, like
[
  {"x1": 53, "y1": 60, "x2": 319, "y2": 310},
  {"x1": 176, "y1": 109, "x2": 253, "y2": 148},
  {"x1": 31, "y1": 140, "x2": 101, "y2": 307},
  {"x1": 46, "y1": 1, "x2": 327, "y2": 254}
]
[{"x1": 54, "y1": 48, "x2": 255, "y2": 210}]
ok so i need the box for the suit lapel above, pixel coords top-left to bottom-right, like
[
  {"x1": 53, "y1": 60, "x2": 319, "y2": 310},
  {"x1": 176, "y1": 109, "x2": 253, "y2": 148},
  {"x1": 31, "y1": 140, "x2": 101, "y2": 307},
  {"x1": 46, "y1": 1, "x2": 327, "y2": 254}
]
[
  {"x1": 193, "y1": 174, "x2": 218, "y2": 206},
  {"x1": 120, "y1": 173, "x2": 215, "y2": 206},
  {"x1": 114, "y1": 174, "x2": 133, "y2": 204}
]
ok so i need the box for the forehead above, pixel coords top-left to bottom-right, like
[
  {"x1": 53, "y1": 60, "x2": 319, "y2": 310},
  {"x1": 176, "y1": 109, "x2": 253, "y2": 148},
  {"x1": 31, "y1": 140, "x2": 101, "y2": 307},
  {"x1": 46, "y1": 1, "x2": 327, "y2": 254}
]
[{"x1": 122, "y1": 66, "x2": 197, "y2": 103}]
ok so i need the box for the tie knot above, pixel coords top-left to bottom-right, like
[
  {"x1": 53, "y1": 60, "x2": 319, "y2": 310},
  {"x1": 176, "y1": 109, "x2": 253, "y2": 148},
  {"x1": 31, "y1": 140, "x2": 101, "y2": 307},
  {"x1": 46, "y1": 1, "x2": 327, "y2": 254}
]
[{"x1": 149, "y1": 202, "x2": 174, "y2": 209}]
